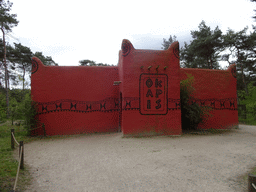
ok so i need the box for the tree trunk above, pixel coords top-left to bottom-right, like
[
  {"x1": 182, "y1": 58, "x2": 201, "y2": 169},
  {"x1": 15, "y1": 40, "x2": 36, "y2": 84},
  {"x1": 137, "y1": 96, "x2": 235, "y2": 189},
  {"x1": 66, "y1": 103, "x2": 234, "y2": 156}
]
[
  {"x1": 241, "y1": 63, "x2": 248, "y2": 96},
  {"x1": 1, "y1": 27, "x2": 9, "y2": 118},
  {"x1": 23, "y1": 66, "x2": 25, "y2": 91}
]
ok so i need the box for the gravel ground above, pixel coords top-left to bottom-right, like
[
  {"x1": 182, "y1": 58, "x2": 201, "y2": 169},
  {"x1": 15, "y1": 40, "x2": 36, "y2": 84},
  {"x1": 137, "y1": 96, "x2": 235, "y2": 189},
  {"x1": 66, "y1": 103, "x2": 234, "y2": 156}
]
[{"x1": 22, "y1": 125, "x2": 256, "y2": 192}]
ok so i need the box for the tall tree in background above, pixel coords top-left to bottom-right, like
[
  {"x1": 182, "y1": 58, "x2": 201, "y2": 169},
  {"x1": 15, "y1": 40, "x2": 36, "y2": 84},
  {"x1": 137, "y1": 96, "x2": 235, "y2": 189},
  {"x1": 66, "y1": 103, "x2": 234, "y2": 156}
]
[
  {"x1": 0, "y1": 0, "x2": 18, "y2": 117},
  {"x1": 34, "y1": 52, "x2": 58, "y2": 66},
  {"x1": 11, "y1": 43, "x2": 33, "y2": 91},
  {"x1": 180, "y1": 21, "x2": 223, "y2": 69},
  {"x1": 222, "y1": 27, "x2": 256, "y2": 95},
  {"x1": 161, "y1": 35, "x2": 177, "y2": 50},
  {"x1": 79, "y1": 59, "x2": 112, "y2": 66}
]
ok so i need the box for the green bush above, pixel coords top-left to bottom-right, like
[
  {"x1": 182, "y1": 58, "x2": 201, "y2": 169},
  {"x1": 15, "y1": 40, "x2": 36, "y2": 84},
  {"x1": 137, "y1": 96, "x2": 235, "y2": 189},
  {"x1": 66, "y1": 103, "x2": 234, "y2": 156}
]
[
  {"x1": 22, "y1": 93, "x2": 38, "y2": 134},
  {"x1": 238, "y1": 82, "x2": 256, "y2": 125},
  {"x1": 180, "y1": 74, "x2": 211, "y2": 131},
  {"x1": 0, "y1": 93, "x2": 7, "y2": 123}
]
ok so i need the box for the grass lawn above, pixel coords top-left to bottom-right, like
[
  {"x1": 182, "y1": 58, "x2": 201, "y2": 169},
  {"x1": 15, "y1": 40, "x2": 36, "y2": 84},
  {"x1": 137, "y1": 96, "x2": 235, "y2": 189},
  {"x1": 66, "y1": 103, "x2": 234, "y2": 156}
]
[{"x1": 0, "y1": 121, "x2": 39, "y2": 192}]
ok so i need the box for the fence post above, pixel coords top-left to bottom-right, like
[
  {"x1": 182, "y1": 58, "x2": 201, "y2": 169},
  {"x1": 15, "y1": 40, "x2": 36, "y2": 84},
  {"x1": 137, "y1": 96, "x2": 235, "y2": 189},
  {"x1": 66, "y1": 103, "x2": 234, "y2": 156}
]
[
  {"x1": 43, "y1": 123, "x2": 46, "y2": 137},
  {"x1": 248, "y1": 174, "x2": 256, "y2": 192},
  {"x1": 19, "y1": 141, "x2": 24, "y2": 170},
  {"x1": 11, "y1": 129, "x2": 14, "y2": 149}
]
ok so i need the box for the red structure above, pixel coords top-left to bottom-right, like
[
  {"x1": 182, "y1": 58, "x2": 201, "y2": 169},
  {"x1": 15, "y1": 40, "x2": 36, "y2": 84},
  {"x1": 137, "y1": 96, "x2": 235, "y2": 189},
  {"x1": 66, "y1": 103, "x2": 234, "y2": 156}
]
[{"x1": 31, "y1": 39, "x2": 238, "y2": 136}]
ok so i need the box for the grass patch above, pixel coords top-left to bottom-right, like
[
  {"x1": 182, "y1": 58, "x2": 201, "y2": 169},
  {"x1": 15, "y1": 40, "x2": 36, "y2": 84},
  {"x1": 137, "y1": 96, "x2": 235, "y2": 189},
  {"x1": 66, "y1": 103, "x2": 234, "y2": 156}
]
[
  {"x1": 0, "y1": 121, "x2": 39, "y2": 192},
  {"x1": 239, "y1": 117, "x2": 256, "y2": 126}
]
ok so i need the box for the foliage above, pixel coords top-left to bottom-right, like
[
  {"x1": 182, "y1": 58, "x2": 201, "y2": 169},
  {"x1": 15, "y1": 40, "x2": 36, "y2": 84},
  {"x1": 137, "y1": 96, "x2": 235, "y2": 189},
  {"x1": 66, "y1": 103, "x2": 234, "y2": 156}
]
[
  {"x1": 180, "y1": 21, "x2": 223, "y2": 69},
  {"x1": 238, "y1": 82, "x2": 256, "y2": 125},
  {"x1": 222, "y1": 27, "x2": 256, "y2": 95},
  {"x1": 0, "y1": 122, "x2": 35, "y2": 191},
  {"x1": 22, "y1": 93, "x2": 38, "y2": 134},
  {"x1": 161, "y1": 35, "x2": 177, "y2": 50},
  {"x1": 34, "y1": 52, "x2": 58, "y2": 66},
  {"x1": 2, "y1": 89, "x2": 38, "y2": 134},
  {"x1": 180, "y1": 74, "x2": 211, "y2": 130},
  {"x1": 0, "y1": 0, "x2": 18, "y2": 32},
  {"x1": 79, "y1": 59, "x2": 113, "y2": 66},
  {"x1": 0, "y1": 91, "x2": 6, "y2": 122}
]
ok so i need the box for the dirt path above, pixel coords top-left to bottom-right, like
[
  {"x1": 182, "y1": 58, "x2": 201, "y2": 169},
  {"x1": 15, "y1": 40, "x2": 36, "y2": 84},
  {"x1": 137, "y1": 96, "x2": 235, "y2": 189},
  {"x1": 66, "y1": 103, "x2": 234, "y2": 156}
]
[{"x1": 23, "y1": 125, "x2": 256, "y2": 192}]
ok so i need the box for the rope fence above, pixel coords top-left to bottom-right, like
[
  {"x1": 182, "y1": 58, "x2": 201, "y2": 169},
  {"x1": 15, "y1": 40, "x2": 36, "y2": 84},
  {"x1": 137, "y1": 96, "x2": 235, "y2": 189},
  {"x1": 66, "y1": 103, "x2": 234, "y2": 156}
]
[
  {"x1": 11, "y1": 129, "x2": 24, "y2": 192},
  {"x1": 10, "y1": 123, "x2": 45, "y2": 191}
]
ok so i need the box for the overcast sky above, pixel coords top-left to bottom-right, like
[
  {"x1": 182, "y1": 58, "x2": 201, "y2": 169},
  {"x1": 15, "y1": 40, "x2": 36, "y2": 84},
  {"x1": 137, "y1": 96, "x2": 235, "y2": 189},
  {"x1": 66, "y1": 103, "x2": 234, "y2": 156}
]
[{"x1": 7, "y1": 0, "x2": 256, "y2": 67}]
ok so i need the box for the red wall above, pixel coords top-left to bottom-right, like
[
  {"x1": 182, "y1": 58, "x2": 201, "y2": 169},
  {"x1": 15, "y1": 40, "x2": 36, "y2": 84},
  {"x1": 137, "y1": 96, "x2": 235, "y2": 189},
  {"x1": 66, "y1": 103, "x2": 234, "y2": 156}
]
[
  {"x1": 180, "y1": 64, "x2": 238, "y2": 129},
  {"x1": 118, "y1": 39, "x2": 182, "y2": 136},
  {"x1": 31, "y1": 57, "x2": 119, "y2": 135},
  {"x1": 31, "y1": 39, "x2": 238, "y2": 136}
]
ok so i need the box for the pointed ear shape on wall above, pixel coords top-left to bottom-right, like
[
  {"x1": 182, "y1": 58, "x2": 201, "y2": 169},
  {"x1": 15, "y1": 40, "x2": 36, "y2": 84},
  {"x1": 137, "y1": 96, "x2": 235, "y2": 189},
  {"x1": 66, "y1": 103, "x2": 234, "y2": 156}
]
[
  {"x1": 31, "y1": 57, "x2": 44, "y2": 75},
  {"x1": 227, "y1": 64, "x2": 236, "y2": 78},
  {"x1": 167, "y1": 41, "x2": 179, "y2": 59},
  {"x1": 121, "y1": 39, "x2": 135, "y2": 57}
]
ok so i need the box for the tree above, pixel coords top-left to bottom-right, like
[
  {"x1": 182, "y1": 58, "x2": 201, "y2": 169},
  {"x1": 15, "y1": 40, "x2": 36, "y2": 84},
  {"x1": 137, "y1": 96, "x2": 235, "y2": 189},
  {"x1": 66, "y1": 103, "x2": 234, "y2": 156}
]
[
  {"x1": 34, "y1": 52, "x2": 58, "y2": 66},
  {"x1": 79, "y1": 59, "x2": 112, "y2": 66},
  {"x1": 10, "y1": 43, "x2": 33, "y2": 91},
  {"x1": 161, "y1": 35, "x2": 177, "y2": 50},
  {"x1": 180, "y1": 21, "x2": 223, "y2": 69},
  {"x1": 222, "y1": 27, "x2": 256, "y2": 95},
  {"x1": 0, "y1": 0, "x2": 18, "y2": 117},
  {"x1": 79, "y1": 59, "x2": 96, "y2": 66},
  {"x1": 251, "y1": 0, "x2": 256, "y2": 20}
]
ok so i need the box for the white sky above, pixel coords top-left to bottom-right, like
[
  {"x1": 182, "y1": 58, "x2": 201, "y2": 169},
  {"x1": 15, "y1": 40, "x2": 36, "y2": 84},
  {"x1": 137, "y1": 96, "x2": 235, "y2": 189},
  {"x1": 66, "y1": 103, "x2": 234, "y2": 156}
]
[{"x1": 7, "y1": 0, "x2": 256, "y2": 67}]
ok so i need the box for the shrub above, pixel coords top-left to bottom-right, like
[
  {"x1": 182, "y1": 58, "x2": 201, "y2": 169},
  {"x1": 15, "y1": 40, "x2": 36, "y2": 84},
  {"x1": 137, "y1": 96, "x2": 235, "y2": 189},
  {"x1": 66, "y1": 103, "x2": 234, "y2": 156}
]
[
  {"x1": 180, "y1": 74, "x2": 211, "y2": 131},
  {"x1": 22, "y1": 93, "x2": 38, "y2": 135}
]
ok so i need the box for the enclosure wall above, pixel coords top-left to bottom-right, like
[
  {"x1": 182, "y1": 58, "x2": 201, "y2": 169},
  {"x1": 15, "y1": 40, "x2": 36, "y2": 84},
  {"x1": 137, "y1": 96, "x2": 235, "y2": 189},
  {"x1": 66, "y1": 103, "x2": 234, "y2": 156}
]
[
  {"x1": 180, "y1": 65, "x2": 238, "y2": 129},
  {"x1": 31, "y1": 57, "x2": 119, "y2": 135}
]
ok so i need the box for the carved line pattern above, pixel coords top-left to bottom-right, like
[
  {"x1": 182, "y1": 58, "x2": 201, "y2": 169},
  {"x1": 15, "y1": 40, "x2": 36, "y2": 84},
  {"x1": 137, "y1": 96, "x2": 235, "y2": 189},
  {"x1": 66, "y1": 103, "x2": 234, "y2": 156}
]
[
  {"x1": 31, "y1": 59, "x2": 39, "y2": 74},
  {"x1": 173, "y1": 44, "x2": 179, "y2": 59},
  {"x1": 36, "y1": 97, "x2": 237, "y2": 115},
  {"x1": 122, "y1": 41, "x2": 131, "y2": 57},
  {"x1": 188, "y1": 97, "x2": 238, "y2": 110},
  {"x1": 37, "y1": 97, "x2": 119, "y2": 115}
]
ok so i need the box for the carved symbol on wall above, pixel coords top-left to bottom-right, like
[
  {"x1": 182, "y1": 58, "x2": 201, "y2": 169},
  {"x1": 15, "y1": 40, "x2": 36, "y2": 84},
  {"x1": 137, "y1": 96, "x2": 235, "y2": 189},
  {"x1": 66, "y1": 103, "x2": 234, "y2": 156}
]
[
  {"x1": 211, "y1": 101, "x2": 215, "y2": 108},
  {"x1": 55, "y1": 103, "x2": 62, "y2": 110},
  {"x1": 70, "y1": 103, "x2": 77, "y2": 110},
  {"x1": 100, "y1": 103, "x2": 106, "y2": 110},
  {"x1": 230, "y1": 101, "x2": 235, "y2": 107},
  {"x1": 31, "y1": 59, "x2": 39, "y2": 74},
  {"x1": 86, "y1": 104, "x2": 91, "y2": 110},
  {"x1": 125, "y1": 101, "x2": 131, "y2": 108},
  {"x1": 122, "y1": 41, "x2": 131, "y2": 57},
  {"x1": 42, "y1": 105, "x2": 47, "y2": 112},
  {"x1": 140, "y1": 74, "x2": 168, "y2": 115},
  {"x1": 220, "y1": 101, "x2": 225, "y2": 108},
  {"x1": 176, "y1": 102, "x2": 181, "y2": 108}
]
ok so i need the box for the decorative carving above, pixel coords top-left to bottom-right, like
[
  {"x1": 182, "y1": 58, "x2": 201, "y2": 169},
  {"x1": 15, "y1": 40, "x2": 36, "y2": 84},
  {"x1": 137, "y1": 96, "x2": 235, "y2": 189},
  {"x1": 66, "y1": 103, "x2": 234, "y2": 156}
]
[
  {"x1": 31, "y1": 59, "x2": 39, "y2": 74},
  {"x1": 121, "y1": 40, "x2": 132, "y2": 57}
]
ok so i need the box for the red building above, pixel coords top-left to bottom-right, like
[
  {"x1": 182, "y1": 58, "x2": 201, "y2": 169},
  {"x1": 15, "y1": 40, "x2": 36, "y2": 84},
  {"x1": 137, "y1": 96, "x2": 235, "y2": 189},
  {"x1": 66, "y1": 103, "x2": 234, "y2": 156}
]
[{"x1": 31, "y1": 39, "x2": 238, "y2": 136}]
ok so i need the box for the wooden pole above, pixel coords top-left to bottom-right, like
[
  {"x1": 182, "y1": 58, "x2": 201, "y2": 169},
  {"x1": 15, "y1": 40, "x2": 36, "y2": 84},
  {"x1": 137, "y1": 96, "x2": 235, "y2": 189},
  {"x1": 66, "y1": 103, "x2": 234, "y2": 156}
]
[
  {"x1": 19, "y1": 141, "x2": 24, "y2": 170},
  {"x1": 11, "y1": 129, "x2": 14, "y2": 149},
  {"x1": 248, "y1": 174, "x2": 256, "y2": 192}
]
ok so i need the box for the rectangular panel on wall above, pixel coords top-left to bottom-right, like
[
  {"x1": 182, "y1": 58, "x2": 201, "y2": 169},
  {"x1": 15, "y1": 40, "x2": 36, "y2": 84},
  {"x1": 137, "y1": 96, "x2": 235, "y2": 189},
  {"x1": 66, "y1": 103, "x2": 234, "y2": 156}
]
[{"x1": 139, "y1": 74, "x2": 168, "y2": 115}]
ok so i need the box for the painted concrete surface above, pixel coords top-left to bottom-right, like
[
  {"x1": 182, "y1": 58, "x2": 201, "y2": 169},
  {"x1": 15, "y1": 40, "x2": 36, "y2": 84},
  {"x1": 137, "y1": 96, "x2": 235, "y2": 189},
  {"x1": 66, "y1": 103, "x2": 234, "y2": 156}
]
[{"x1": 23, "y1": 125, "x2": 256, "y2": 192}]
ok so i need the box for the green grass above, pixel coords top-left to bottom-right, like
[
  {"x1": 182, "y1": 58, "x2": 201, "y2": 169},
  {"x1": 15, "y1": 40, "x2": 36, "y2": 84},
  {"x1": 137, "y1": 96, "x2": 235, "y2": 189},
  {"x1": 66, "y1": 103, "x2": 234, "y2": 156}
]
[{"x1": 0, "y1": 121, "x2": 39, "y2": 192}]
